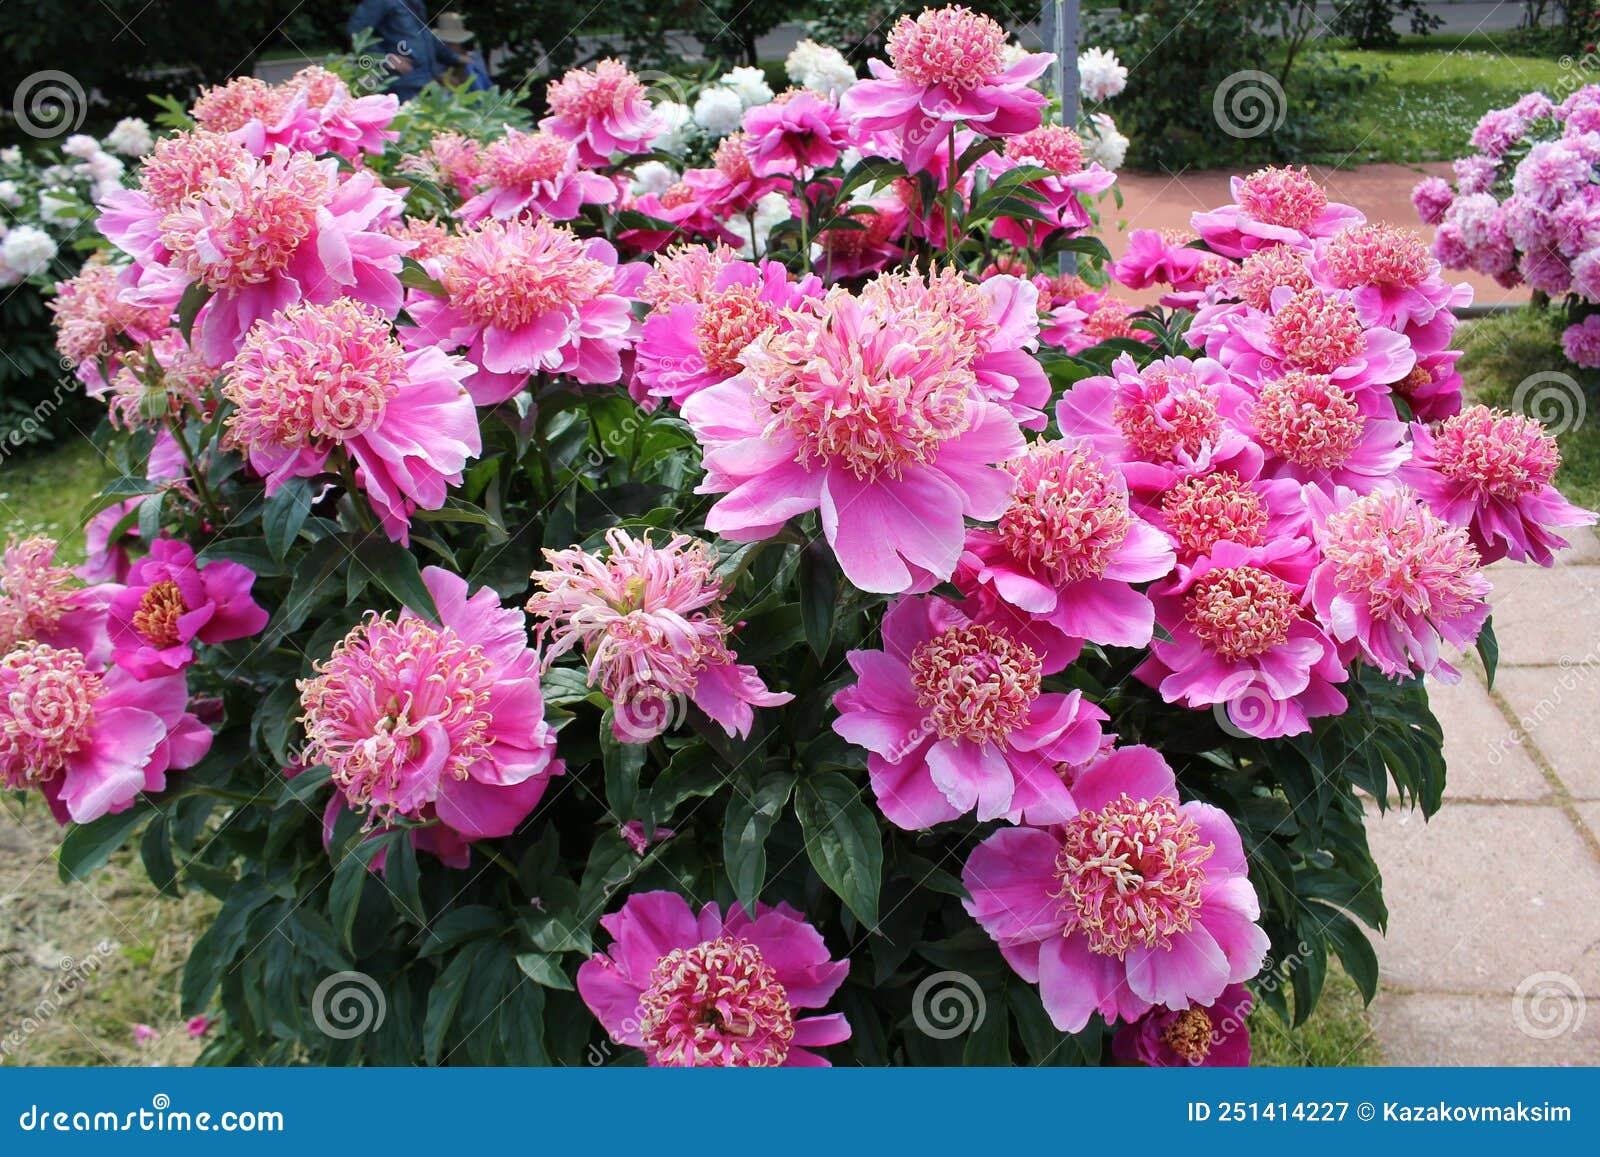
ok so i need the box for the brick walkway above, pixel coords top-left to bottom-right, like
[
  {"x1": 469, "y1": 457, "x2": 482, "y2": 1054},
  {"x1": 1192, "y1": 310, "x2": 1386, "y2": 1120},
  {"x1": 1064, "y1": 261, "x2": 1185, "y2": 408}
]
[{"x1": 1365, "y1": 527, "x2": 1600, "y2": 1064}]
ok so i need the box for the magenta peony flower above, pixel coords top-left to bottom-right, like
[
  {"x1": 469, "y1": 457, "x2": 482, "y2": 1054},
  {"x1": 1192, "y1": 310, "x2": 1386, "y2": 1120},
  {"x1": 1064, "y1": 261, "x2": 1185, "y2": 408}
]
[
  {"x1": 840, "y1": 5, "x2": 1051, "y2": 171},
  {"x1": 1137, "y1": 539, "x2": 1348, "y2": 739},
  {"x1": 635, "y1": 258, "x2": 822, "y2": 408},
  {"x1": 741, "y1": 89, "x2": 851, "y2": 176},
  {"x1": 682, "y1": 284, "x2": 1026, "y2": 593},
  {"x1": 1209, "y1": 287, "x2": 1415, "y2": 398},
  {"x1": 1242, "y1": 372, "x2": 1411, "y2": 493},
  {"x1": 577, "y1": 890, "x2": 850, "y2": 1066},
  {"x1": 226, "y1": 66, "x2": 399, "y2": 160},
  {"x1": 1191, "y1": 166, "x2": 1364, "y2": 259},
  {"x1": 963, "y1": 744, "x2": 1269, "y2": 1032},
  {"x1": 1308, "y1": 222, "x2": 1471, "y2": 331},
  {"x1": 106, "y1": 538, "x2": 268, "y2": 679},
  {"x1": 1304, "y1": 485, "x2": 1492, "y2": 681},
  {"x1": 151, "y1": 147, "x2": 408, "y2": 362},
  {"x1": 0, "y1": 537, "x2": 115, "y2": 661},
  {"x1": 223, "y1": 299, "x2": 480, "y2": 545},
  {"x1": 1563, "y1": 314, "x2": 1600, "y2": 366},
  {"x1": 958, "y1": 440, "x2": 1176, "y2": 661},
  {"x1": 403, "y1": 217, "x2": 642, "y2": 404},
  {"x1": 298, "y1": 567, "x2": 562, "y2": 840},
  {"x1": 526, "y1": 528, "x2": 791, "y2": 743},
  {"x1": 0, "y1": 641, "x2": 212, "y2": 825},
  {"x1": 186, "y1": 1015, "x2": 214, "y2": 1039},
  {"x1": 1111, "y1": 229, "x2": 1216, "y2": 292},
  {"x1": 1399, "y1": 405, "x2": 1596, "y2": 566},
  {"x1": 458, "y1": 128, "x2": 618, "y2": 224},
  {"x1": 1112, "y1": 983, "x2": 1253, "y2": 1066},
  {"x1": 540, "y1": 59, "x2": 660, "y2": 167},
  {"x1": 986, "y1": 126, "x2": 1117, "y2": 248},
  {"x1": 832, "y1": 595, "x2": 1107, "y2": 829}
]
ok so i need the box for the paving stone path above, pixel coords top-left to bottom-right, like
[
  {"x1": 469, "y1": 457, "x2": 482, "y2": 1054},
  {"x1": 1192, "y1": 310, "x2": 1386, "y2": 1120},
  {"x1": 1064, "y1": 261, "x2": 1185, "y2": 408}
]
[{"x1": 1365, "y1": 528, "x2": 1600, "y2": 1064}]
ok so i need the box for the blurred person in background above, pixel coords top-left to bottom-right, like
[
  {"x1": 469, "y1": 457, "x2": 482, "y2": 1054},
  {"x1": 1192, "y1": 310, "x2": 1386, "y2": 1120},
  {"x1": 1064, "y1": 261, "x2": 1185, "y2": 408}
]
[{"x1": 348, "y1": 0, "x2": 472, "y2": 100}]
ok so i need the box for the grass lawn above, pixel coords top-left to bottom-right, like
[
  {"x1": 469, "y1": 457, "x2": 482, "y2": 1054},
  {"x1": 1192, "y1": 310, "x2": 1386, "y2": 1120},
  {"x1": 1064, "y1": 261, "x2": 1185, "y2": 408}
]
[
  {"x1": 1310, "y1": 34, "x2": 1572, "y2": 166},
  {"x1": 1456, "y1": 308, "x2": 1600, "y2": 510},
  {"x1": 0, "y1": 436, "x2": 115, "y2": 559},
  {"x1": 1251, "y1": 969, "x2": 1381, "y2": 1066}
]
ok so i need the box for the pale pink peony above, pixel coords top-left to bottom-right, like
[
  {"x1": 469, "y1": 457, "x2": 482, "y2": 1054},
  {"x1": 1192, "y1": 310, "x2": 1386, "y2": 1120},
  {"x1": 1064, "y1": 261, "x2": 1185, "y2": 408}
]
[
  {"x1": 962, "y1": 745, "x2": 1269, "y2": 1032},
  {"x1": 840, "y1": 5, "x2": 1051, "y2": 171},
  {"x1": 1242, "y1": 371, "x2": 1411, "y2": 492},
  {"x1": 1191, "y1": 166, "x2": 1364, "y2": 259},
  {"x1": 832, "y1": 595, "x2": 1107, "y2": 829},
  {"x1": 459, "y1": 128, "x2": 618, "y2": 224},
  {"x1": 577, "y1": 890, "x2": 850, "y2": 1067},
  {"x1": 1411, "y1": 176, "x2": 1454, "y2": 226},
  {"x1": 298, "y1": 567, "x2": 562, "y2": 840},
  {"x1": 682, "y1": 285, "x2": 1026, "y2": 593},
  {"x1": 540, "y1": 59, "x2": 661, "y2": 167},
  {"x1": 222, "y1": 299, "x2": 480, "y2": 544},
  {"x1": 0, "y1": 537, "x2": 115, "y2": 661},
  {"x1": 526, "y1": 528, "x2": 791, "y2": 743}
]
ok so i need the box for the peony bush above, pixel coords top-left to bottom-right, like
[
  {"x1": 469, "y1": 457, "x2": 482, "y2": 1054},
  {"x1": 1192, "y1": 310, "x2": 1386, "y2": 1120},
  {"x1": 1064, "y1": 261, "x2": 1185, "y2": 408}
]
[{"x1": 6, "y1": 7, "x2": 1593, "y2": 1067}]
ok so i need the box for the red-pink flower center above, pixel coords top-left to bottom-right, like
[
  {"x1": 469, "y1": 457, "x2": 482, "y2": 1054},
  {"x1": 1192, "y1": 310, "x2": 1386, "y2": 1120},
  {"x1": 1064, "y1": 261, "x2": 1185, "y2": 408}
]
[
  {"x1": 1433, "y1": 405, "x2": 1560, "y2": 499},
  {"x1": 1252, "y1": 372, "x2": 1365, "y2": 469},
  {"x1": 298, "y1": 614, "x2": 494, "y2": 822},
  {"x1": 909, "y1": 622, "x2": 1042, "y2": 744},
  {"x1": 191, "y1": 77, "x2": 287, "y2": 133},
  {"x1": 999, "y1": 442, "x2": 1133, "y2": 583},
  {"x1": 139, "y1": 131, "x2": 253, "y2": 213},
  {"x1": 694, "y1": 283, "x2": 780, "y2": 376},
  {"x1": 1005, "y1": 126, "x2": 1084, "y2": 174},
  {"x1": 223, "y1": 299, "x2": 401, "y2": 451},
  {"x1": 637, "y1": 937, "x2": 794, "y2": 1067},
  {"x1": 1235, "y1": 166, "x2": 1328, "y2": 231},
  {"x1": 886, "y1": 5, "x2": 1007, "y2": 90},
  {"x1": 481, "y1": 130, "x2": 572, "y2": 187},
  {"x1": 1320, "y1": 491, "x2": 1484, "y2": 623},
  {"x1": 1185, "y1": 565, "x2": 1300, "y2": 661},
  {"x1": 713, "y1": 134, "x2": 755, "y2": 183},
  {"x1": 1323, "y1": 223, "x2": 1432, "y2": 289},
  {"x1": 1085, "y1": 299, "x2": 1137, "y2": 341},
  {"x1": 1269, "y1": 289, "x2": 1366, "y2": 372},
  {"x1": 1234, "y1": 245, "x2": 1312, "y2": 312},
  {"x1": 1054, "y1": 792, "x2": 1214, "y2": 957},
  {"x1": 441, "y1": 217, "x2": 615, "y2": 332},
  {"x1": 0, "y1": 538, "x2": 79, "y2": 653},
  {"x1": 1113, "y1": 367, "x2": 1223, "y2": 461},
  {"x1": 0, "y1": 643, "x2": 101, "y2": 789},
  {"x1": 547, "y1": 59, "x2": 647, "y2": 121},
  {"x1": 133, "y1": 580, "x2": 187, "y2": 648},
  {"x1": 1160, "y1": 471, "x2": 1269, "y2": 556}
]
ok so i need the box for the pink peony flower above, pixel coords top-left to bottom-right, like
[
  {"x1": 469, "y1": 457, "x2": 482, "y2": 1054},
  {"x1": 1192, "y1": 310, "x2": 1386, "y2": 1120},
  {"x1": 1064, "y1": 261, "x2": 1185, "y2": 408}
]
[
  {"x1": 397, "y1": 132, "x2": 483, "y2": 200},
  {"x1": 1112, "y1": 983, "x2": 1253, "y2": 1066},
  {"x1": 1152, "y1": 469, "x2": 1307, "y2": 563},
  {"x1": 0, "y1": 537, "x2": 115, "y2": 661},
  {"x1": 540, "y1": 59, "x2": 660, "y2": 167},
  {"x1": 1, "y1": 641, "x2": 212, "y2": 825},
  {"x1": 1191, "y1": 166, "x2": 1364, "y2": 258},
  {"x1": 1137, "y1": 539, "x2": 1348, "y2": 739},
  {"x1": 1111, "y1": 229, "x2": 1216, "y2": 292},
  {"x1": 958, "y1": 440, "x2": 1176, "y2": 662},
  {"x1": 1399, "y1": 405, "x2": 1596, "y2": 566},
  {"x1": 815, "y1": 189, "x2": 909, "y2": 279},
  {"x1": 297, "y1": 567, "x2": 562, "y2": 840},
  {"x1": 1304, "y1": 485, "x2": 1492, "y2": 681},
  {"x1": 1209, "y1": 287, "x2": 1415, "y2": 398},
  {"x1": 106, "y1": 538, "x2": 268, "y2": 679},
  {"x1": 1562, "y1": 314, "x2": 1600, "y2": 366},
  {"x1": 635, "y1": 258, "x2": 822, "y2": 408},
  {"x1": 1469, "y1": 106, "x2": 1526, "y2": 156},
  {"x1": 1243, "y1": 371, "x2": 1411, "y2": 492},
  {"x1": 986, "y1": 125, "x2": 1117, "y2": 248},
  {"x1": 840, "y1": 5, "x2": 1051, "y2": 171},
  {"x1": 131, "y1": 1023, "x2": 160, "y2": 1046},
  {"x1": 962, "y1": 744, "x2": 1269, "y2": 1032},
  {"x1": 577, "y1": 890, "x2": 850, "y2": 1067},
  {"x1": 1308, "y1": 222, "x2": 1471, "y2": 330},
  {"x1": 459, "y1": 128, "x2": 618, "y2": 224},
  {"x1": 50, "y1": 261, "x2": 170, "y2": 388},
  {"x1": 526, "y1": 528, "x2": 791, "y2": 743},
  {"x1": 682, "y1": 284, "x2": 1026, "y2": 593},
  {"x1": 226, "y1": 66, "x2": 399, "y2": 160},
  {"x1": 832, "y1": 595, "x2": 1107, "y2": 829},
  {"x1": 223, "y1": 299, "x2": 480, "y2": 544},
  {"x1": 186, "y1": 1015, "x2": 214, "y2": 1039},
  {"x1": 96, "y1": 130, "x2": 254, "y2": 270},
  {"x1": 403, "y1": 217, "x2": 642, "y2": 404},
  {"x1": 152, "y1": 147, "x2": 408, "y2": 362},
  {"x1": 741, "y1": 89, "x2": 851, "y2": 176},
  {"x1": 1411, "y1": 176, "x2": 1454, "y2": 226}
]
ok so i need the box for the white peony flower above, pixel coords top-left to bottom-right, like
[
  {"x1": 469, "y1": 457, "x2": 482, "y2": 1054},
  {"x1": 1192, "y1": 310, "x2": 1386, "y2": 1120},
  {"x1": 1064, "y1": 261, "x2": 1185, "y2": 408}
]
[
  {"x1": 82, "y1": 152, "x2": 125, "y2": 184},
  {"x1": 38, "y1": 190, "x2": 81, "y2": 225},
  {"x1": 0, "y1": 147, "x2": 20, "y2": 166},
  {"x1": 1083, "y1": 112, "x2": 1129, "y2": 171},
  {"x1": 1, "y1": 225, "x2": 59, "y2": 278},
  {"x1": 719, "y1": 66, "x2": 774, "y2": 110},
  {"x1": 0, "y1": 180, "x2": 20, "y2": 208},
  {"x1": 693, "y1": 86, "x2": 745, "y2": 137},
  {"x1": 105, "y1": 117, "x2": 155, "y2": 157},
  {"x1": 652, "y1": 100, "x2": 694, "y2": 154},
  {"x1": 61, "y1": 134, "x2": 100, "y2": 159},
  {"x1": 630, "y1": 160, "x2": 677, "y2": 198},
  {"x1": 730, "y1": 190, "x2": 793, "y2": 258},
  {"x1": 1078, "y1": 47, "x2": 1127, "y2": 103},
  {"x1": 786, "y1": 39, "x2": 855, "y2": 100}
]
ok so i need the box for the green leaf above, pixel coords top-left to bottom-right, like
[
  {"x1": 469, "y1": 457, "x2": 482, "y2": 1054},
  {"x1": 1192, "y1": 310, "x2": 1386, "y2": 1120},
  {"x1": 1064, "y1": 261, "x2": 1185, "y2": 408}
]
[
  {"x1": 139, "y1": 814, "x2": 178, "y2": 895},
  {"x1": 515, "y1": 951, "x2": 575, "y2": 990},
  {"x1": 176, "y1": 281, "x2": 211, "y2": 341},
  {"x1": 599, "y1": 712, "x2": 648, "y2": 820},
  {"x1": 423, "y1": 940, "x2": 484, "y2": 1064},
  {"x1": 262, "y1": 477, "x2": 314, "y2": 561},
  {"x1": 1476, "y1": 616, "x2": 1499, "y2": 689},
  {"x1": 399, "y1": 256, "x2": 447, "y2": 297},
  {"x1": 795, "y1": 772, "x2": 883, "y2": 928},
  {"x1": 383, "y1": 829, "x2": 426, "y2": 925},
  {"x1": 799, "y1": 539, "x2": 840, "y2": 660},
  {"x1": 181, "y1": 883, "x2": 269, "y2": 1015},
  {"x1": 329, "y1": 837, "x2": 389, "y2": 951},
  {"x1": 417, "y1": 905, "x2": 504, "y2": 956},
  {"x1": 722, "y1": 767, "x2": 796, "y2": 916},
  {"x1": 57, "y1": 803, "x2": 154, "y2": 882},
  {"x1": 353, "y1": 538, "x2": 439, "y2": 622}
]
